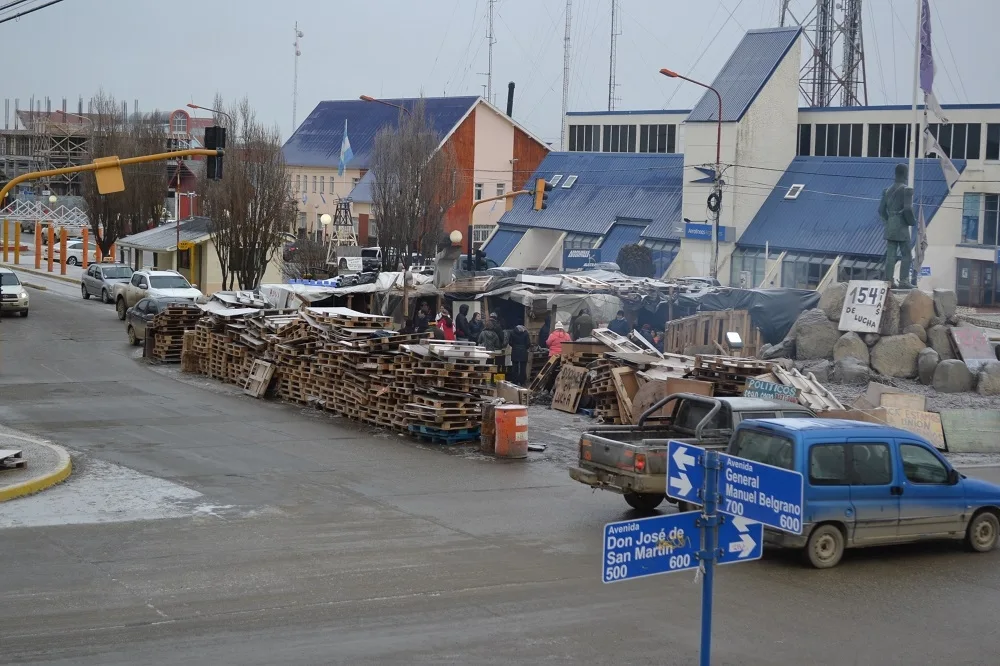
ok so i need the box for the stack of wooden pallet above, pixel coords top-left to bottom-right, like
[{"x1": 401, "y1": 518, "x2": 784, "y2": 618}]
[
  {"x1": 587, "y1": 359, "x2": 620, "y2": 422},
  {"x1": 689, "y1": 355, "x2": 773, "y2": 396},
  {"x1": 149, "y1": 303, "x2": 202, "y2": 362}
]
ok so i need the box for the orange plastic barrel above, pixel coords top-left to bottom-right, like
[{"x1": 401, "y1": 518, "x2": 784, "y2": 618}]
[{"x1": 495, "y1": 405, "x2": 528, "y2": 459}]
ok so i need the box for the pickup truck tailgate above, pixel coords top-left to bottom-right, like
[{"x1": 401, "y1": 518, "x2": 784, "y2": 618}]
[{"x1": 580, "y1": 433, "x2": 669, "y2": 475}]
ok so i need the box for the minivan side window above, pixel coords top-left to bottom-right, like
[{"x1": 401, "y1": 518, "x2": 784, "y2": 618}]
[
  {"x1": 731, "y1": 429, "x2": 793, "y2": 469},
  {"x1": 808, "y1": 443, "x2": 892, "y2": 486},
  {"x1": 900, "y1": 444, "x2": 949, "y2": 484},
  {"x1": 849, "y1": 443, "x2": 892, "y2": 485},
  {"x1": 809, "y1": 444, "x2": 848, "y2": 485}
]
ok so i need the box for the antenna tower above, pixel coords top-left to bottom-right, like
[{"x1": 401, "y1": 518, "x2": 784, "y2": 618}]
[
  {"x1": 292, "y1": 23, "x2": 304, "y2": 130},
  {"x1": 560, "y1": 0, "x2": 572, "y2": 150},
  {"x1": 487, "y1": 0, "x2": 496, "y2": 105},
  {"x1": 608, "y1": 0, "x2": 621, "y2": 111},
  {"x1": 780, "y1": 0, "x2": 867, "y2": 107}
]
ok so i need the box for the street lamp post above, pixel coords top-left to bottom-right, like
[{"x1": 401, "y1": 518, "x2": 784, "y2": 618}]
[
  {"x1": 660, "y1": 68, "x2": 724, "y2": 280},
  {"x1": 359, "y1": 95, "x2": 412, "y2": 118},
  {"x1": 186, "y1": 103, "x2": 234, "y2": 125}
]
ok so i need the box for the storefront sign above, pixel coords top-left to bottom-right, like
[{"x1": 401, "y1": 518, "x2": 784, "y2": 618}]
[
  {"x1": 838, "y1": 280, "x2": 889, "y2": 333},
  {"x1": 683, "y1": 223, "x2": 733, "y2": 242},
  {"x1": 563, "y1": 248, "x2": 600, "y2": 269}
]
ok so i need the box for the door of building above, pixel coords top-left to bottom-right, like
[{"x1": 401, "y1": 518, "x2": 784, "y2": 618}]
[{"x1": 955, "y1": 259, "x2": 996, "y2": 307}]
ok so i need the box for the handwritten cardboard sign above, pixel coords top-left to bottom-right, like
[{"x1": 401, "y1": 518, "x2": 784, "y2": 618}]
[
  {"x1": 949, "y1": 327, "x2": 995, "y2": 371},
  {"x1": 743, "y1": 377, "x2": 800, "y2": 403},
  {"x1": 883, "y1": 407, "x2": 946, "y2": 450},
  {"x1": 838, "y1": 281, "x2": 889, "y2": 333}
]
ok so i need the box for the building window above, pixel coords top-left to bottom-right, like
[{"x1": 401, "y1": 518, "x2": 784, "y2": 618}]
[
  {"x1": 813, "y1": 123, "x2": 862, "y2": 157},
  {"x1": 568, "y1": 124, "x2": 600, "y2": 151},
  {"x1": 781, "y1": 253, "x2": 836, "y2": 289},
  {"x1": 294, "y1": 175, "x2": 300, "y2": 193},
  {"x1": 171, "y1": 113, "x2": 187, "y2": 134},
  {"x1": 297, "y1": 211, "x2": 307, "y2": 233},
  {"x1": 797, "y1": 124, "x2": 812, "y2": 156},
  {"x1": 563, "y1": 232, "x2": 600, "y2": 250},
  {"x1": 474, "y1": 183, "x2": 483, "y2": 200},
  {"x1": 838, "y1": 256, "x2": 884, "y2": 282},
  {"x1": 867, "y1": 123, "x2": 913, "y2": 158},
  {"x1": 729, "y1": 248, "x2": 768, "y2": 288},
  {"x1": 602, "y1": 124, "x2": 636, "y2": 153},
  {"x1": 311, "y1": 176, "x2": 316, "y2": 193},
  {"x1": 472, "y1": 224, "x2": 493, "y2": 244},
  {"x1": 926, "y1": 123, "x2": 981, "y2": 160},
  {"x1": 987, "y1": 124, "x2": 1000, "y2": 161},
  {"x1": 496, "y1": 182, "x2": 506, "y2": 197},
  {"x1": 319, "y1": 176, "x2": 325, "y2": 193},
  {"x1": 985, "y1": 194, "x2": 1000, "y2": 247},
  {"x1": 639, "y1": 124, "x2": 676, "y2": 153},
  {"x1": 963, "y1": 192, "x2": 981, "y2": 243}
]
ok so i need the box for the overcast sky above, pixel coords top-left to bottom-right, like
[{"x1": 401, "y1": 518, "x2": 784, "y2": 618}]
[{"x1": 2, "y1": 0, "x2": 997, "y2": 144}]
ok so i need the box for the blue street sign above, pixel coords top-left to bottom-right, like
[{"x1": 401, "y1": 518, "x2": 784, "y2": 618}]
[
  {"x1": 602, "y1": 511, "x2": 763, "y2": 583},
  {"x1": 920, "y1": 266, "x2": 931, "y2": 277},
  {"x1": 718, "y1": 452, "x2": 804, "y2": 534},
  {"x1": 666, "y1": 441, "x2": 705, "y2": 504}
]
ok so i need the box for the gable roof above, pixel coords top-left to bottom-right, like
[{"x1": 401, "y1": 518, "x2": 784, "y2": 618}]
[
  {"x1": 282, "y1": 96, "x2": 479, "y2": 169},
  {"x1": 497, "y1": 152, "x2": 684, "y2": 240},
  {"x1": 687, "y1": 27, "x2": 801, "y2": 123},
  {"x1": 737, "y1": 156, "x2": 965, "y2": 257},
  {"x1": 117, "y1": 216, "x2": 214, "y2": 251}
]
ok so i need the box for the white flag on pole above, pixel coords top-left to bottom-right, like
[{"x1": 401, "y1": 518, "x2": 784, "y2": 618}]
[{"x1": 922, "y1": 128, "x2": 961, "y2": 189}]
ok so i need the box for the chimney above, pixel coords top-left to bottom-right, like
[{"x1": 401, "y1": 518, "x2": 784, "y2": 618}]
[{"x1": 505, "y1": 81, "x2": 515, "y2": 118}]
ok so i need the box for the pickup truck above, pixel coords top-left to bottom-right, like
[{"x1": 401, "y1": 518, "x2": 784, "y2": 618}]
[
  {"x1": 114, "y1": 269, "x2": 203, "y2": 320},
  {"x1": 569, "y1": 393, "x2": 815, "y2": 512},
  {"x1": 727, "y1": 418, "x2": 1000, "y2": 568}
]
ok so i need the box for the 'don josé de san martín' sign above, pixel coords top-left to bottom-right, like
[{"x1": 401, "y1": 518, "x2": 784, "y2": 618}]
[{"x1": 838, "y1": 280, "x2": 889, "y2": 333}]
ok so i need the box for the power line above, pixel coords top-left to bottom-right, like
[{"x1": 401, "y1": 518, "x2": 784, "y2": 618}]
[{"x1": 0, "y1": 0, "x2": 69, "y2": 25}]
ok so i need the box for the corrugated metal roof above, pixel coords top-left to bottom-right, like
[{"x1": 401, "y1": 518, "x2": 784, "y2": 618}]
[
  {"x1": 498, "y1": 152, "x2": 684, "y2": 240},
  {"x1": 482, "y1": 228, "x2": 525, "y2": 264},
  {"x1": 598, "y1": 223, "x2": 644, "y2": 263},
  {"x1": 687, "y1": 27, "x2": 801, "y2": 123},
  {"x1": 737, "y1": 156, "x2": 965, "y2": 257},
  {"x1": 349, "y1": 169, "x2": 374, "y2": 203},
  {"x1": 282, "y1": 96, "x2": 479, "y2": 169},
  {"x1": 117, "y1": 217, "x2": 213, "y2": 251}
]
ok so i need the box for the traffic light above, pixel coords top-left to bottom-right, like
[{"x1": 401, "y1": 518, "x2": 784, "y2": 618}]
[
  {"x1": 204, "y1": 126, "x2": 226, "y2": 180},
  {"x1": 533, "y1": 177, "x2": 552, "y2": 211}
]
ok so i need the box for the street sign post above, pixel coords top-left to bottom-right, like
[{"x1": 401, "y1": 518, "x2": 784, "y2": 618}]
[{"x1": 666, "y1": 440, "x2": 705, "y2": 504}]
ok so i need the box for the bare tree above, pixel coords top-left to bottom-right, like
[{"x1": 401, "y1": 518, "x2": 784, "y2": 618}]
[
  {"x1": 199, "y1": 97, "x2": 296, "y2": 290},
  {"x1": 280, "y1": 238, "x2": 331, "y2": 280},
  {"x1": 370, "y1": 100, "x2": 459, "y2": 270},
  {"x1": 81, "y1": 91, "x2": 169, "y2": 255}
]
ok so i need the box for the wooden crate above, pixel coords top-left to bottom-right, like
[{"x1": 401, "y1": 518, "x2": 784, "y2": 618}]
[{"x1": 664, "y1": 310, "x2": 762, "y2": 357}]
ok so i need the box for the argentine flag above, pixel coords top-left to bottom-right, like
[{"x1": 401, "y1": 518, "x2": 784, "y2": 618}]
[{"x1": 338, "y1": 119, "x2": 353, "y2": 176}]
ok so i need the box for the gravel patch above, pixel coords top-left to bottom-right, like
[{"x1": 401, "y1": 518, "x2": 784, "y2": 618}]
[{"x1": 825, "y1": 375, "x2": 1000, "y2": 412}]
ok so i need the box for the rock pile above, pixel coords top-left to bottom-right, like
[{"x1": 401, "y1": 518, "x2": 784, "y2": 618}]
[{"x1": 760, "y1": 283, "x2": 1000, "y2": 395}]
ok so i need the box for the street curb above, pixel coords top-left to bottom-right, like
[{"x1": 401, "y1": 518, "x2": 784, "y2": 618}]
[
  {"x1": 22, "y1": 282, "x2": 48, "y2": 291},
  {"x1": 0, "y1": 262, "x2": 80, "y2": 285},
  {"x1": 0, "y1": 438, "x2": 72, "y2": 502}
]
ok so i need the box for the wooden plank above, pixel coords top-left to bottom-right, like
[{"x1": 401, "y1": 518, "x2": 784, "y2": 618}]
[
  {"x1": 630, "y1": 377, "x2": 714, "y2": 425},
  {"x1": 882, "y1": 407, "x2": 946, "y2": 450},
  {"x1": 879, "y1": 392, "x2": 927, "y2": 412},
  {"x1": 610, "y1": 367, "x2": 639, "y2": 424},
  {"x1": 551, "y1": 364, "x2": 588, "y2": 414},
  {"x1": 940, "y1": 410, "x2": 1000, "y2": 453},
  {"x1": 592, "y1": 328, "x2": 647, "y2": 354},
  {"x1": 854, "y1": 382, "x2": 902, "y2": 411},
  {"x1": 816, "y1": 408, "x2": 889, "y2": 425}
]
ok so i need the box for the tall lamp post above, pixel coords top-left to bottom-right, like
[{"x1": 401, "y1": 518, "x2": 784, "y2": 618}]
[
  {"x1": 660, "y1": 68, "x2": 723, "y2": 279},
  {"x1": 359, "y1": 95, "x2": 411, "y2": 117},
  {"x1": 186, "y1": 103, "x2": 234, "y2": 125}
]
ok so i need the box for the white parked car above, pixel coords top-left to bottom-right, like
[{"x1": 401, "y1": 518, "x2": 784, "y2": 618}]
[
  {"x1": 46, "y1": 239, "x2": 95, "y2": 266},
  {"x1": 114, "y1": 269, "x2": 202, "y2": 320},
  {"x1": 0, "y1": 267, "x2": 29, "y2": 317}
]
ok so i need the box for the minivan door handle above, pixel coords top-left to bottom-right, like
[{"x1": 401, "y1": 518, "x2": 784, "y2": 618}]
[{"x1": 890, "y1": 486, "x2": 904, "y2": 496}]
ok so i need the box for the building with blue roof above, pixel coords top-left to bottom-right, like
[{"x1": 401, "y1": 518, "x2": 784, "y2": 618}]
[{"x1": 497, "y1": 25, "x2": 1000, "y2": 307}]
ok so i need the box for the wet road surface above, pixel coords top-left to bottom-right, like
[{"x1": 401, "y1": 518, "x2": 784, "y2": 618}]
[{"x1": 2, "y1": 285, "x2": 1000, "y2": 665}]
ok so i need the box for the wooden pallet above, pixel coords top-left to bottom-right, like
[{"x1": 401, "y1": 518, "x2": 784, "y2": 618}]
[
  {"x1": 408, "y1": 424, "x2": 481, "y2": 444},
  {"x1": 243, "y1": 360, "x2": 275, "y2": 398}
]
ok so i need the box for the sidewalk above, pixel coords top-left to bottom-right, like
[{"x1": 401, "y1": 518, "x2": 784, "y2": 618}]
[
  {"x1": 0, "y1": 253, "x2": 83, "y2": 285},
  {"x1": 0, "y1": 429, "x2": 72, "y2": 502}
]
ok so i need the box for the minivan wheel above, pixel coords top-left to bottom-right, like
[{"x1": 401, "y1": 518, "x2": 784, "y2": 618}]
[
  {"x1": 623, "y1": 492, "x2": 664, "y2": 512},
  {"x1": 116, "y1": 298, "x2": 127, "y2": 320},
  {"x1": 966, "y1": 511, "x2": 1000, "y2": 552},
  {"x1": 805, "y1": 524, "x2": 845, "y2": 569}
]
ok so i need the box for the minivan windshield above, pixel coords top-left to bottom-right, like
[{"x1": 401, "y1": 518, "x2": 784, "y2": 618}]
[{"x1": 731, "y1": 428, "x2": 794, "y2": 469}]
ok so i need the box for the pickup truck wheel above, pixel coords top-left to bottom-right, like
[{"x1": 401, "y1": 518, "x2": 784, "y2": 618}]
[
  {"x1": 965, "y1": 511, "x2": 999, "y2": 552},
  {"x1": 623, "y1": 492, "x2": 664, "y2": 512},
  {"x1": 805, "y1": 524, "x2": 844, "y2": 569},
  {"x1": 116, "y1": 298, "x2": 127, "y2": 320}
]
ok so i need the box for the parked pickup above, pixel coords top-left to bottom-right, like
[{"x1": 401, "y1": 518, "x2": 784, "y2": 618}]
[
  {"x1": 114, "y1": 269, "x2": 202, "y2": 320},
  {"x1": 569, "y1": 393, "x2": 815, "y2": 512},
  {"x1": 726, "y1": 418, "x2": 1000, "y2": 568}
]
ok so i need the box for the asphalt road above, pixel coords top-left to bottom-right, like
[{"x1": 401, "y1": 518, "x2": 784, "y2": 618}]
[{"x1": 2, "y1": 283, "x2": 1000, "y2": 665}]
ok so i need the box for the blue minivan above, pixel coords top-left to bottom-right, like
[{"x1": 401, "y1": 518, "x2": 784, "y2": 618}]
[{"x1": 728, "y1": 418, "x2": 1000, "y2": 568}]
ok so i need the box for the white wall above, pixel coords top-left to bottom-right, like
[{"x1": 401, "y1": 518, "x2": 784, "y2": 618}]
[
  {"x1": 472, "y1": 103, "x2": 515, "y2": 227},
  {"x1": 505, "y1": 228, "x2": 564, "y2": 269}
]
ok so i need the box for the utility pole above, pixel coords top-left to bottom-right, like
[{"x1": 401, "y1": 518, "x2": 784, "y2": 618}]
[
  {"x1": 560, "y1": 0, "x2": 572, "y2": 150},
  {"x1": 292, "y1": 23, "x2": 304, "y2": 131},
  {"x1": 608, "y1": 0, "x2": 620, "y2": 111},
  {"x1": 486, "y1": 0, "x2": 496, "y2": 105}
]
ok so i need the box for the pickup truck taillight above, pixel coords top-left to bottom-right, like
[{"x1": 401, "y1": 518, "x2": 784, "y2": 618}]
[{"x1": 634, "y1": 453, "x2": 646, "y2": 473}]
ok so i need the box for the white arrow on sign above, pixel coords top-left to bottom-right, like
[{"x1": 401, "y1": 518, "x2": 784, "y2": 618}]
[
  {"x1": 668, "y1": 472, "x2": 692, "y2": 497},
  {"x1": 729, "y1": 516, "x2": 758, "y2": 559},
  {"x1": 672, "y1": 446, "x2": 696, "y2": 472}
]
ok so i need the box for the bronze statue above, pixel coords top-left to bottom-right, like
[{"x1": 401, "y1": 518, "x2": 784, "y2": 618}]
[{"x1": 878, "y1": 163, "x2": 916, "y2": 289}]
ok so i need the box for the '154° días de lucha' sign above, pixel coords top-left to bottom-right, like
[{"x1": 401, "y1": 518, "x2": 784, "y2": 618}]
[
  {"x1": 838, "y1": 280, "x2": 889, "y2": 333},
  {"x1": 743, "y1": 378, "x2": 799, "y2": 403}
]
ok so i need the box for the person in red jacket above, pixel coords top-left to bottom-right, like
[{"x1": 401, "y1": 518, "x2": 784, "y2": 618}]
[
  {"x1": 436, "y1": 310, "x2": 456, "y2": 341},
  {"x1": 545, "y1": 321, "x2": 571, "y2": 357}
]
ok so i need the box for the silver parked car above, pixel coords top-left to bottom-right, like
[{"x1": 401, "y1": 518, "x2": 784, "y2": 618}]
[
  {"x1": 81, "y1": 262, "x2": 134, "y2": 304},
  {"x1": 0, "y1": 268, "x2": 29, "y2": 317}
]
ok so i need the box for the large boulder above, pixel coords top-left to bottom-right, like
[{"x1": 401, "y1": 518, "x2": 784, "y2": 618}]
[
  {"x1": 917, "y1": 347, "x2": 940, "y2": 385},
  {"x1": 760, "y1": 339, "x2": 794, "y2": 360},
  {"x1": 831, "y1": 357, "x2": 871, "y2": 385},
  {"x1": 932, "y1": 359, "x2": 975, "y2": 393},
  {"x1": 790, "y1": 308, "x2": 841, "y2": 360},
  {"x1": 879, "y1": 292, "x2": 904, "y2": 336},
  {"x1": 800, "y1": 359, "x2": 831, "y2": 383},
  {"x1": 870, "y1": 333, "x2": 925, "y2": 378},
  {"x1": 818, "y1": 282, "x2": 848, "y2": 321},
  {"x1": 977, "y1": 361, "x2": 1000, "y2": 396},
  {"x1": 833, "y1": 331, "x2": 870, "y2": 365},
  {"x1": 926, "y1": 324, "x2": 956, "y2": 360},
  {"x1": 902, "y1": 323, "x2": 927, "y2": 343},
  {"x1": 933, "y1": 288, "x2": 958, "y2": 320},
  {"x1": 899, "y1": 289, "x2": 935, "y2": 330}
]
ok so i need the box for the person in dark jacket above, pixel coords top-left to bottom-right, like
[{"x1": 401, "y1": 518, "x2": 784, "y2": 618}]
[
  {"x1": 538, "y1": 315, "x2": 551, "y2": 349},
  {"x1": 508, "y1": 325, "x2": 531, "y2": 386},
  {"x1": 469, "y1": 311, "x2": 484, "y2": 341},
  {"x1": 571, "y1": 307, "x2": 594, "y2": 341},
  {"x1": 608, "y1": 310, "x2": 631, "y2": 337},
  {"x1": 455, "y1": 303, "x2": 472, "y2": 340},
  {"x1": 477, "y1": 318, "x2": 503, "y2": 351},
  {"x1": 413, "y1": 303, "x2": 430, "y2": 333}
]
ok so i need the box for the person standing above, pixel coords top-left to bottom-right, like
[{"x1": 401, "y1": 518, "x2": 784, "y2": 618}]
[
  {"x1": 608, "y1": 310, "x2": 630, "y2": 337},
  {"x1": 546, "y1": 322, "x2": 571, "y2": 357},
  {"x1": 413, "y1": 303, "x2": 430, "y2": 333},
  {"x1": 454, "y1": 304, "x2": 472, "y2": 341},
  {"x1": 538, "y1": 315, "x2": 551, "y2": 350},
  {"x1": 477, "y1": 314, "x2": 503, "y2": 351},
  {"x1": 571, "y1": 307, "x2": 594, "y2": 341},
  {"x1": 436, "y1": 310, "x2": 456, "y2": 341},
  {"x1": 508, "y1": 324, "x2": 531, "y2": 386},
  {"x1": 469, "y1": 311, "x2": 484, "y2": 341}
]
